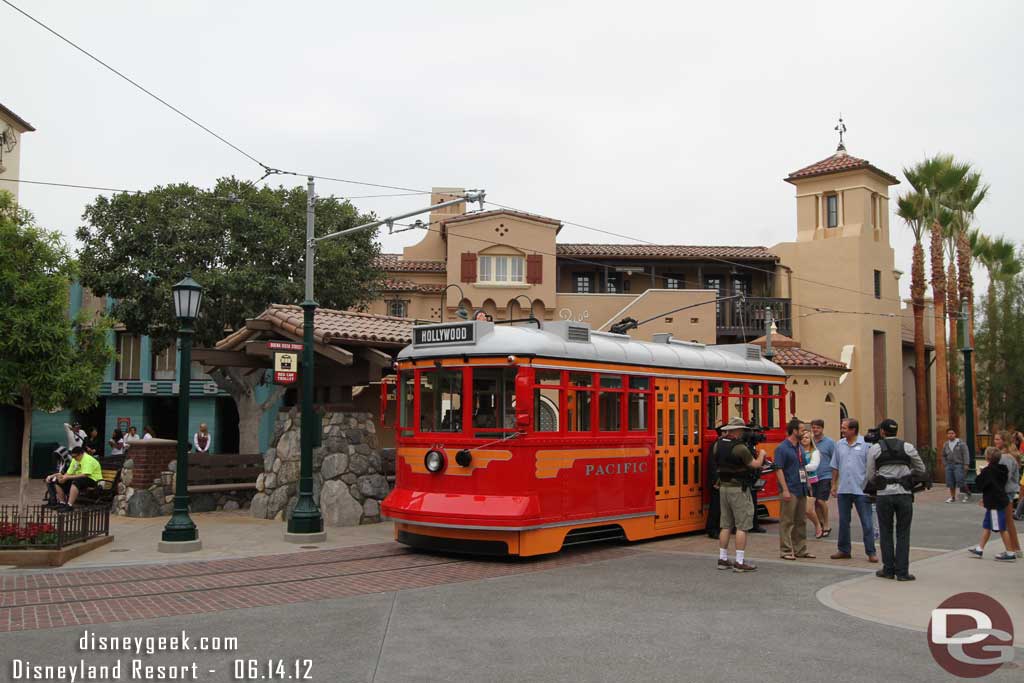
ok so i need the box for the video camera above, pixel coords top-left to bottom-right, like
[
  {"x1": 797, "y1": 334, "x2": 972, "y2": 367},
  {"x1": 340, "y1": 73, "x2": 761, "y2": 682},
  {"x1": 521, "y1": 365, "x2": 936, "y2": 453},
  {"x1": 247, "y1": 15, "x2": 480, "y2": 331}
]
[{"x1": 864, "y1": 427, "x2": 881, "y2": 444}]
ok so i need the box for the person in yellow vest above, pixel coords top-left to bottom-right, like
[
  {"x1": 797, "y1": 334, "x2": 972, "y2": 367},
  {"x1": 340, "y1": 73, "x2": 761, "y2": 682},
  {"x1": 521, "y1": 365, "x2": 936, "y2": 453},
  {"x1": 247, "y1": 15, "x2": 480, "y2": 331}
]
[{"x1": 45, "y1": 446, "x2": 101, "y2": 509}]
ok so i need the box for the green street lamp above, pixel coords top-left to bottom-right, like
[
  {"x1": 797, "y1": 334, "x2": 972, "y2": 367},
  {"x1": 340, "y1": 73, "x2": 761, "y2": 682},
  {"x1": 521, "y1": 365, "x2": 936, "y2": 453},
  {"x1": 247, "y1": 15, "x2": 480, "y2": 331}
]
[{"x1": 159, "y1": 274, "x2": 203, "y2": 552}]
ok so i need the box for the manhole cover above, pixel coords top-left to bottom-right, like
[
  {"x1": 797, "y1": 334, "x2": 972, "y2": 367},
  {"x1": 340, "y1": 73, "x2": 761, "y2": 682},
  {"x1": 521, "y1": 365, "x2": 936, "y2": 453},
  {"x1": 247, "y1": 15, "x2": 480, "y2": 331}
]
[{"x1": 109, "y1": 549, "x2": 131, "y2": 553}]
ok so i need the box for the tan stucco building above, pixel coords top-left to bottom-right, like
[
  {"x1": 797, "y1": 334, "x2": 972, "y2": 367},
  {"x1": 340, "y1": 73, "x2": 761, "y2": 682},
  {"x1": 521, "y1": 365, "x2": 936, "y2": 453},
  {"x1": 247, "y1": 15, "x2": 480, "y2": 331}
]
[
  {"x1": 0, "y1": 103, "x2": 35, "y2": 203},
  {"x1": 364, "y1": 143, "x2": 932, "y2": 442}
]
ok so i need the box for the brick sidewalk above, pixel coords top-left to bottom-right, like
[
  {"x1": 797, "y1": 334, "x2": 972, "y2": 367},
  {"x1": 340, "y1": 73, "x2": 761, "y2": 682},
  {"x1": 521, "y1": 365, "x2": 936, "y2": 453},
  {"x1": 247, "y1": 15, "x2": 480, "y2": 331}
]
[{"x1": 0, "y1": 542, "x2": 637, "y2": 633}]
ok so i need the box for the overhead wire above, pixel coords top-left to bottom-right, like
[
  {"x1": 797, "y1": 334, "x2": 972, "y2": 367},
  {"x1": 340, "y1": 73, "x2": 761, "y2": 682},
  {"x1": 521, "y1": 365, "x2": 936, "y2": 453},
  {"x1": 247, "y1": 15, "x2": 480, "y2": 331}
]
[{"x1": 2, "y1": 1, "x2": 928, "y2": 316}]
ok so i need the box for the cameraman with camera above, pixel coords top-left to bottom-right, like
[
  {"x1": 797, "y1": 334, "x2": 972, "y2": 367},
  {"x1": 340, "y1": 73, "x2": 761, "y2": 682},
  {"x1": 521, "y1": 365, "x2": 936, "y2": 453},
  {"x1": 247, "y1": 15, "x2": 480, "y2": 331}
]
[
  {"x1": 865, "y1": 418, "x2": 927, "y2": 581},
  {"x1": 714, "y1": 417, "x2": 767, "y2": 573}
]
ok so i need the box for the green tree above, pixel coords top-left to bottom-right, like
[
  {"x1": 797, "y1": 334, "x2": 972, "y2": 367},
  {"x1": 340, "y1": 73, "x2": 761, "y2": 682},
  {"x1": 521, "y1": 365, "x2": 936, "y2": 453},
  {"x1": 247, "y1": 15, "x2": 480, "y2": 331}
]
[
  {"x1": 0, "y1": 192, "x2": 113, "y2": 512},
  {"x1": 76, "y1": 178, "x2": 383, "y2": 453},
  {"x1": 975, "y1": 237, "x2": 1023, "y2": 429}
]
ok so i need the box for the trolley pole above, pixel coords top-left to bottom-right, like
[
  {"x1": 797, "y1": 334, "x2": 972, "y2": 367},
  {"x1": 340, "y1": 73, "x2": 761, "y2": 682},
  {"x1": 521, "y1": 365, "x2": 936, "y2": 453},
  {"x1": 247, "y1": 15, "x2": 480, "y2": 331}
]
[{"x1": 284, "y1": 185, "x2": 485, "y2": 542}]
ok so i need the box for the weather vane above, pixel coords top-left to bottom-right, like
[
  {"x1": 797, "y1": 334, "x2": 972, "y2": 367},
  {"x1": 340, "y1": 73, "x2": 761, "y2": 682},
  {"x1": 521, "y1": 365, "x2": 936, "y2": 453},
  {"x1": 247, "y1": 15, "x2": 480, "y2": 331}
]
[{"x1": 835, "y1": 114, "x2": 847, "y2": 151}]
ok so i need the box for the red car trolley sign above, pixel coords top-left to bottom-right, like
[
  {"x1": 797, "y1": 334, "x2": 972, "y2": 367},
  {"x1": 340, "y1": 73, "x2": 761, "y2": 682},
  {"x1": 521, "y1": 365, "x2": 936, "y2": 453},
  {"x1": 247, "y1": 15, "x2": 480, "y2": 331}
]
[{"x1": 269, "y1": 340, "x2": 302, "y2": 385}]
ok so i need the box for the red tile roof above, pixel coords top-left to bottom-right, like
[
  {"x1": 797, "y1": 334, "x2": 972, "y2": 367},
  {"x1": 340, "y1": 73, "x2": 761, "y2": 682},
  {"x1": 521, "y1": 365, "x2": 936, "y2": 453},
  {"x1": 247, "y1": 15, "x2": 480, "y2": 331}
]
[
  {"x1": 556, "y1": 244, "x2": 779, "y2": 261},
  {"x1": 380, "y1": 278, "x2": 445, "y2": 294},
  {"x1": 442, "y1": 209, "x2": 562, "y2": 228},
  {"x1": 786, "y1": 150, "x2": 899, "y2": 185},
  {"x1": 750, "y1": 336, "x2": 847, "y2": 370},
  {"x1": 217, "y1": 304, "x2": 413, "y2": 350},
  {"x1": 375, "y1": 254, "x2": 447, "y2": 273}
]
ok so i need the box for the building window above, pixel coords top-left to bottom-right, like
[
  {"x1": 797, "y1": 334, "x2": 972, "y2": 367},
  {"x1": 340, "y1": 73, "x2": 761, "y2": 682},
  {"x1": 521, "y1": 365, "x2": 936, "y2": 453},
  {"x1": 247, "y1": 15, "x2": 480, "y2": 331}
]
[
  {"x1": 665, "y1": 275, "x2": 683, "y2": 289},
  {"x1": 478, "y1": 255, "x2": 525, "y2": 284},
  {"x1": 873, "y1": 270, "x2": 881, "y2": 299},
  {"x1": 826, "y1": 195, "x2": 839, "y2": 228},
  {"x1": 115, "y1": 332, "x2": 141, "y2": 380},
  {"x1": 152, "y1": 344, "x2": 177, "y2": 381},
  {"x1": 575, "y1": 274, "x2": 593, "y2": 293},
  {"x1": 387, "y1": 300, "x2": 408, "y2": 318},
  {"x1": 605, "y1": 273, "x2": 624, "y2": 293}
]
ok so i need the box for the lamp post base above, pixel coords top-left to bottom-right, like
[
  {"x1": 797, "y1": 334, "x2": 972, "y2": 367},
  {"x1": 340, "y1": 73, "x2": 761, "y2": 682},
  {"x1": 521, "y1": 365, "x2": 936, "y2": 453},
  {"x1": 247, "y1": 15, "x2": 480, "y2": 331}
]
[
  {"x1": 157, "y1": 539, "x2": 203, "y2": 553},
  {"x1": 283, "y1": 530, "x2": 327, "y2": 544}
]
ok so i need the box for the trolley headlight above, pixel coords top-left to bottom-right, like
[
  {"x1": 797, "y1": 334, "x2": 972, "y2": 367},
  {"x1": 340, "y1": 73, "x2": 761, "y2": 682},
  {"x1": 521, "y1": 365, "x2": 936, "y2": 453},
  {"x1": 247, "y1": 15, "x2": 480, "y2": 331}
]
[{"x1": 424, "y1": 450, "x2": 445, "y2": 473}]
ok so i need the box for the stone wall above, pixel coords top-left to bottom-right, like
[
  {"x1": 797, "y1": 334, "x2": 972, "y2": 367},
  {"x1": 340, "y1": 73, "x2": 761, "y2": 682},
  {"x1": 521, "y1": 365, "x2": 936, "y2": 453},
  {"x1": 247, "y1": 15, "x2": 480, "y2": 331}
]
[
  {"x1": 112, "y1": 439, "x2": 254, "y2": 517},
  {"x1": 251, "y1": 409, "x2": 389, "y2": 526}
]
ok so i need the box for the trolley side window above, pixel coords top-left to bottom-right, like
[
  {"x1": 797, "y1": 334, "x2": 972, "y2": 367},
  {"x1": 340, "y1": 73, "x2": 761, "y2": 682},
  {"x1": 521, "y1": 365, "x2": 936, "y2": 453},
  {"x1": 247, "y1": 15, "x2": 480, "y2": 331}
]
[
  {"x1": 766, "y1": 384, "x2": 782, "y2": 428},
  {"x1": 706, "y1": 381, "x2": 724, "y2": 429},
  {"x1": 628, "y1": 376, "x2": 651, "y2": 432},
  {"x1": 398, "y1": 371, "x2": 415, "y2": 437},
  {"x1": 598, "y1": 374, "x2": 623, "y2": 432},
  {"x1": 419, "y1": 369, "x2": 463, "y2": 433},
  {"x1": 533, "y1": 369, "x2": 563, "y2": 433},
  {"x1": 472, "y1": 367, "x2": 517, "y2": 434},
  {"x1": 567, "y1": 371, "x2": 593, "y2": 432}
]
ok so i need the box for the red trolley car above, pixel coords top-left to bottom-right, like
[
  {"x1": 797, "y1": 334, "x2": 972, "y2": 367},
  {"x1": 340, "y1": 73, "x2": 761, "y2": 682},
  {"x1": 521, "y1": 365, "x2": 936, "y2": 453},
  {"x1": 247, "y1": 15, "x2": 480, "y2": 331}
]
[{"x1": 382, "y1": 319, "x2": 789, "y2": 556}]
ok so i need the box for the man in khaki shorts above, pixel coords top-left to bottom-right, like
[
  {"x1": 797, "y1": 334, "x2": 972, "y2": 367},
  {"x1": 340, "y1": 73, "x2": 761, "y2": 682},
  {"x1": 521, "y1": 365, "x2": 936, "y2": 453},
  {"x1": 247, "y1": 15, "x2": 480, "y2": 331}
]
[{"x1": 715, "y1": 417, "x2": 767, "y2": 572}]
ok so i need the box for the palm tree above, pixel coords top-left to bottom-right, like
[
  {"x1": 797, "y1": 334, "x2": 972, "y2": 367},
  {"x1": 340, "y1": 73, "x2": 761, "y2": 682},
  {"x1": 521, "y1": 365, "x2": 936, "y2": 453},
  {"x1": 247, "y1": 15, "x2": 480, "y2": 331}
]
[
  {"x1": 948, "y1": 173, "x2": 989, "y2": 433},
  {"x1": 896, "y1": 191, "x2": 931, "y2": 449},
  {"x1": 943, "y1": 212, "x2": 961, "y2": 430},
  {"x1": 904, "y1": 154, "x2": 969, "y2": 446}
]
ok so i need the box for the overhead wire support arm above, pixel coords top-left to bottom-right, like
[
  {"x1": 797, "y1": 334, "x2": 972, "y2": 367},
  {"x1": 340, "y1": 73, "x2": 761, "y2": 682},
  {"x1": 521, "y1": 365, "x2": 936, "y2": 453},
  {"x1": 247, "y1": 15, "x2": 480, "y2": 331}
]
[
  {"x1": 609, "y1": 294, "x2": 745, "y2": 335},
  {"x1": 313, "y1": 190, "x2": 485, "y2": 244}
]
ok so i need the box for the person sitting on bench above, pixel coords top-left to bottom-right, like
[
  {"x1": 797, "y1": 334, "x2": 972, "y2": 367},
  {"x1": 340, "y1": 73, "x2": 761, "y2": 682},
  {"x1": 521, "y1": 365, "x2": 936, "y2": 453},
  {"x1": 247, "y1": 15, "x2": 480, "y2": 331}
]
[{"x1": 45, "y1": 446, "x2": 101, "y2": 509}]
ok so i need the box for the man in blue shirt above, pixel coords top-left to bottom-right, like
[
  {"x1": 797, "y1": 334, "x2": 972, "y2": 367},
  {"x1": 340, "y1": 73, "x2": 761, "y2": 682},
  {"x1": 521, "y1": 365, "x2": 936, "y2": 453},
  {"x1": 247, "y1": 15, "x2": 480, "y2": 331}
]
[
  {"x1": 811, "y1": 418, "x2": 836, "y2": 537},
  {"x1": 830, "y1": 418, "x2": 878, "y2": 562},
  {"x1": 775, "y1": 418, "x2": 814, "y2": 560}
]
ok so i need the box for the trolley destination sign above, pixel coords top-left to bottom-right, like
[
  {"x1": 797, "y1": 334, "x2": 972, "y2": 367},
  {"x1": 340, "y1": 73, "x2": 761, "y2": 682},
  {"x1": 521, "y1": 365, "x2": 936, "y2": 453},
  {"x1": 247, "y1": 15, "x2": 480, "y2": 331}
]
[{"x1": 413, "y1": 323, "x2": 475, "y2": 346}]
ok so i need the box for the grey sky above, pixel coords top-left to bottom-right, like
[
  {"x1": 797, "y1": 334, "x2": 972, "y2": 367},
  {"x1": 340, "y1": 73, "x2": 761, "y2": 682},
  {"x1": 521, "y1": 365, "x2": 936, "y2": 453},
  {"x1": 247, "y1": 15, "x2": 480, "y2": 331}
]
[{"x1": 5, "y1": 0, "x2": 1023, "y2": 300}]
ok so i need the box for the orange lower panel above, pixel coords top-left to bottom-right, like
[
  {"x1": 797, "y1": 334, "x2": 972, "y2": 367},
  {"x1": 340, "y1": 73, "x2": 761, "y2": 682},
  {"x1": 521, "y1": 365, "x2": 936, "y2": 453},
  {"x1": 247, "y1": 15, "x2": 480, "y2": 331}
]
[
  {"x1": 395, "y1": 512, "x2": 713, "y2": 557},
  {"x1": 759, "y1": 498, "x2": 781, "y2": 520}
]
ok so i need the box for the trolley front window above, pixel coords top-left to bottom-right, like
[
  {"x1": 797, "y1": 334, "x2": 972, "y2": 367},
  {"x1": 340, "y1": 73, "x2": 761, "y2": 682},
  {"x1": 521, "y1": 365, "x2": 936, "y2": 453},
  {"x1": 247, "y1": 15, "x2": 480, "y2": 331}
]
[
  {"x1": 419, "y1": 369, "x2": 463, "y2": 433},
  {"x1": 472, "y1": 367, "x2": 517, "y2": 434}
]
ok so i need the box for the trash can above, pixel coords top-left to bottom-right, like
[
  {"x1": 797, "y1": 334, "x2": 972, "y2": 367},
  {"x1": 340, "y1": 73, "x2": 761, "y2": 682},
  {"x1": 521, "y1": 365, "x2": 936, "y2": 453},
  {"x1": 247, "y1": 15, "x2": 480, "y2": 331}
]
[{"x1": 30, "y1": 441, "x2": 60, "y2": 479}]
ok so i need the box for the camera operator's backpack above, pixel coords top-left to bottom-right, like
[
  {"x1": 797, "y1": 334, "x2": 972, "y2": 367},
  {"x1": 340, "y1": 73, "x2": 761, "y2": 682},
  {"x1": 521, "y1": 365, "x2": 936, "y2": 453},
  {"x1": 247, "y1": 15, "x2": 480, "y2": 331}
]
[{"x1": 865, "y1": 438, "x2": 931, "y2": 496}]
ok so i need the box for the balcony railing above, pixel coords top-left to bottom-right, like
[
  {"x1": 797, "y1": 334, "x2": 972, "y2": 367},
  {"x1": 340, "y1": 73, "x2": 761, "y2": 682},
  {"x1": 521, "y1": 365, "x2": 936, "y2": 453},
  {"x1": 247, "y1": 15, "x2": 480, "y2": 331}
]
[{"x1": 717, "y1": 297, "x2": 791, "y2": 339}]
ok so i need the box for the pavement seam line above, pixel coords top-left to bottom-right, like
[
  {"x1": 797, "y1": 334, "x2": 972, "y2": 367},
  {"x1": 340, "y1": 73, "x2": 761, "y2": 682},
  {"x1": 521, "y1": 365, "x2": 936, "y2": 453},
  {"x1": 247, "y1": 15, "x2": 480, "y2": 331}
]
[{"x1": 371, "y1": 591, "x2": 399, "y2": 683}]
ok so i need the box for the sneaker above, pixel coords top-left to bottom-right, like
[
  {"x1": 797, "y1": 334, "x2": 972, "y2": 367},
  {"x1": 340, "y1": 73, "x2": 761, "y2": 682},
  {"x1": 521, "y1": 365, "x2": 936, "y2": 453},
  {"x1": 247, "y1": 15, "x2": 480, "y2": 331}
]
[
  {"x1": 945, "y1": 497, "x2": 955, "y2": 503},
  {"x1": 44, "y1": 500, "x2": 60, "y2": 509},
  {"x1": 717, "y1": 558, "x2": 733, "y2": 570},
  {"x1": 896, "y1": 574, "x2": 916, "y2": 581},
  {"x1": 733, "y1": 561, "x2": 758, "y2": 573},
  {"x1": 875, "y1": 569, "x2": 895, "y2": 579},
  {"x1": 56, "y1": 502, "x2": 73, "y2": 511},
  {"x1": 994, "y1": 552, "x2": 1016, "y2": 562},
  {"x1": 961, "y1": 495, "x2": 971, "y2": 503},
  {"x1": 968, "y1": 547, "x2": 984, "y2": 558}
]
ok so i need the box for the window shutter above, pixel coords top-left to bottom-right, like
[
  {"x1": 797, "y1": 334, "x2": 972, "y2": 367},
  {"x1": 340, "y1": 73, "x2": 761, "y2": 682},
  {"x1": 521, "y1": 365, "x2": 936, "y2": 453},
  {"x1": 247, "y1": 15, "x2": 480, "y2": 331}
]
[
  {"x1": 460, "y1": 252, "x2": 476, "y2": 283},
  {"x1": 526, "y1": 254, "x2": 543, "y2": 284}
]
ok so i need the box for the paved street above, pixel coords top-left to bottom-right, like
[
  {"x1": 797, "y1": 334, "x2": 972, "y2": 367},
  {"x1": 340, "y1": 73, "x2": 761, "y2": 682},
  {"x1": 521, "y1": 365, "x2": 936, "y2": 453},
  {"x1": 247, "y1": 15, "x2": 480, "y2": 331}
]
[{"x1": 1, "y1": 488, "x2": 1021, "y2": 682}]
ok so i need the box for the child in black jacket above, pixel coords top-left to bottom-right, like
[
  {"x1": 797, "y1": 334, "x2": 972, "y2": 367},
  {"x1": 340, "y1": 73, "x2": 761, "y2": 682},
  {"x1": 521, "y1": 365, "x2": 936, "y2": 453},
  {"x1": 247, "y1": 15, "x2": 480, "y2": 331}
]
[{"x1": 969, "y1": 447, "x2": 1015, "y2": 561}]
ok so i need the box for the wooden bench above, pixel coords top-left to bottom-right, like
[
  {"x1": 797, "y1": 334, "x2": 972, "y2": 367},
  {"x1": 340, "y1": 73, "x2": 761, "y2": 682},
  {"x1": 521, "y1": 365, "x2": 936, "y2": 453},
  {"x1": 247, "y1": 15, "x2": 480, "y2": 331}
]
[
  {"x1": 187, "y1": 453, "x2": 263, "y2": 493},
  {"x1": 77, "y1": 455, "x2": 126, "y2": 506}
]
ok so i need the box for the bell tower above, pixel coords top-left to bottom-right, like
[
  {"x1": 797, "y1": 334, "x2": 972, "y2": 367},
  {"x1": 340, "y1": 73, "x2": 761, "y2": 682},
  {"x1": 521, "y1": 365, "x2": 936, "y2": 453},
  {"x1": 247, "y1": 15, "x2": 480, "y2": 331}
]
[{"x1": 785, "y1": 117, "x2": 898, "y2": 245}]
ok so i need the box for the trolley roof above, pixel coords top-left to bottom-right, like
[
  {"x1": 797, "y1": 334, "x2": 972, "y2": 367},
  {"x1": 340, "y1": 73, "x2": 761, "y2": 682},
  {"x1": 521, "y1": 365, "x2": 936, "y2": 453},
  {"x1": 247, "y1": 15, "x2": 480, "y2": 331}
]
[{"x1": 398, "y1": 320, "x2": 786, "y2": 378}]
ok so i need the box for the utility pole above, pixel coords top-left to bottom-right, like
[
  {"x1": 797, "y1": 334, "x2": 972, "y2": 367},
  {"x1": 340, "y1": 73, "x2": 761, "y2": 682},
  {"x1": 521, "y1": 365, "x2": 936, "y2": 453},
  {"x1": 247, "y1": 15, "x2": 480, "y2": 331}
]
[
  {"x1": 763, "y1": 306, "x2": 774, "y2": 361},
  {"x1": 286, "y1": 176, "x2": 324, "y2": 540},
  {"x1": 284, "y1": 184, "x2": 485, "y2": 542},
  {"x1": 959, "y1": 298, "x2": 976, "y2": 482}
]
